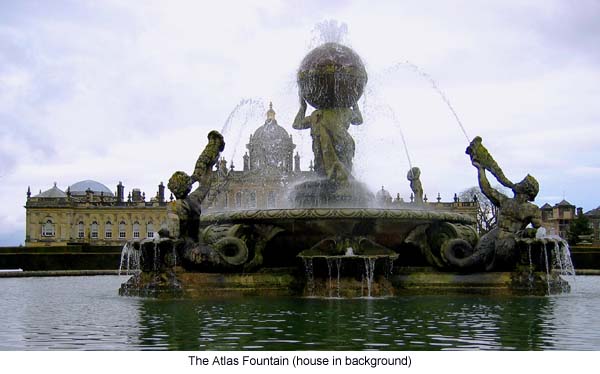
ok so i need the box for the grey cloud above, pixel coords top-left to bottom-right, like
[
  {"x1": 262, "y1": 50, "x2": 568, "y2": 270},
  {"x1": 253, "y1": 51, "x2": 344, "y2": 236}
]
[
  {"x1": 537, "y1": 4, "x2": 600, "y2": 61},
  {"x1": 0, "y1": 149, "x2": 16, "y2": 176},
  {"x1": 494, "y1": 1, "x2": 600, "y2": 64}
]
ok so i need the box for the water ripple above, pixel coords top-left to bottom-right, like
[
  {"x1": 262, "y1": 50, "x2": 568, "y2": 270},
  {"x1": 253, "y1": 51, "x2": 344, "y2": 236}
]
[{"x1": 1, "y1": 276, "x2": 600, "y2": 350}]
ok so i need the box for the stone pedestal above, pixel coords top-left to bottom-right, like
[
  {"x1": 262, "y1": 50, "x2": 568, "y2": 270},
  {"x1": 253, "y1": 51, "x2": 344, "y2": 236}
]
[{"x1": 290, "y1": 179, "x2": 374, "y2": 208}]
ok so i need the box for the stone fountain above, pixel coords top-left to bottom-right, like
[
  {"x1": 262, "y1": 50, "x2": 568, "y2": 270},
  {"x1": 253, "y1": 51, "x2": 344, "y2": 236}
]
[{"x1": 119, "y1": 42, "x2": 572, "y2": 298}]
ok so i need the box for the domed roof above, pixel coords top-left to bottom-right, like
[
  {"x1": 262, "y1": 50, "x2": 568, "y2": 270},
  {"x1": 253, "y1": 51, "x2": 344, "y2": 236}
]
[
  {"x1": 69, "y1": 180, "x2": 114, "y2": 196},
  {"x1": 250, "y1": 103, "x2": 292, "y2": 145},
  {"x1": 252, "y1": 120, "x2": 291, "y2": 143},
  {"x1": 34, "y1": 183, "x2": 67, "y2": 198}
]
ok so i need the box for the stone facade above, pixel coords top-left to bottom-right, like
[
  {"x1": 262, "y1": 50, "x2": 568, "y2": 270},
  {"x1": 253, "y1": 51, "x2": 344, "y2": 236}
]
[
  {"x1": 540, "y1": 200, "x2": 576, "y2": 239},
  {"x1": 540, "y1": 200, "x2": 600, "y2": 245},
  {"x1": 583, "y1": 206, "x2": 600, "y2": 245},
  {"x1": 25, "y1": 181, "x2": 167, "y2": 247},
  {"x1": 24, "y1": 103, "x2": 479, "y2": 247}
]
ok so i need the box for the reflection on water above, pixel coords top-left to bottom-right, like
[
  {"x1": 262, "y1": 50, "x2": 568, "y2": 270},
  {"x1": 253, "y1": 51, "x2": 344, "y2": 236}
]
[
  {"x1": 1, "y1": 276, "x2": 600, "y2": 350},
  {"x1": 0, "y1": 276, "x2": 141, "y2": 350},
  {"x1": 135, "y1": 295, "x2": 554, "y2": 350}
]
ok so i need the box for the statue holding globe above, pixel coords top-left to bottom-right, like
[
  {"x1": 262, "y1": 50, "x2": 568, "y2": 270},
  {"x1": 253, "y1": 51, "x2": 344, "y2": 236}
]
[{"x1": 292, "y1": 42, "x2": 367, "y2": 188}]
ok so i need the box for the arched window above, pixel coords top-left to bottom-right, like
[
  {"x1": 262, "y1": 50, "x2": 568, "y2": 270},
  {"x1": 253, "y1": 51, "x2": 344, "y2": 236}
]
[
  {"x1": 249, "y1": 191, "x2": 257, "y2": 208},
  {"x1": 78, "y1": 221, "x2": 85, "y2": 239},
  {"x1": 147, "y1": 222, "x2": 154, "y2": 238},
  {"x1": 105, "y1": 221, "x2": 112, "y2": 239},
  {"x1": 91, "y1": 221, "x2": 99, "y2": 239},
  {"x1": 119, "y1": 221, "x2": 126, "y2": 239},
  {"x1": 133, "y1": 222, "x2": 140, "y2": 239},
  {"x1": 42, "y1": 219, "x2": 55, "y2": 237}
]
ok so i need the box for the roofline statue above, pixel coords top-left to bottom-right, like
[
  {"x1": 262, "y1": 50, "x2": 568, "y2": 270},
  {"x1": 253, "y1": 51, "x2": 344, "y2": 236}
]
[{"x1": 407, "y1": 167, "x2": 423, "y2": 204}]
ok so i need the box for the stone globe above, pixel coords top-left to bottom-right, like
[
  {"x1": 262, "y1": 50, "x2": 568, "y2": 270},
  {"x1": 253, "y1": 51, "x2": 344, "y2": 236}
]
[{"x1": 297, "y1": 42, "x2": 367, "y2": 109}]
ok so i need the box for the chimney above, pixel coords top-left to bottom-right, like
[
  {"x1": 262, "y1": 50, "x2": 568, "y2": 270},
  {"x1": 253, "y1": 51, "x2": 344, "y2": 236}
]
[
  {"x1": 158, "y1": 182, "x2": 165, "y2": 203},
  {"x1": 117, "y1": 182, "x2": 124, "y2": 203},
  {"x1": 294, "y1": 152, "x2": 301, "y2": 172},
  {"x1": 243, "y1": 152, "x2": 249, "y2": 171},
  {"x1": 132, "y1": 188, "x2": 142, "y2": 202}
]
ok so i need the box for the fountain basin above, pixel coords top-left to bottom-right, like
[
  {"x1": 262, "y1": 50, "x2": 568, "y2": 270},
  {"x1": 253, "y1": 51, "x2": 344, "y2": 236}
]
[
  {"x1": 119, "y1": 207, "x2": 570, "y2": 297},
  {"x1": 201, "y1": 208, "x2": 474, "y2": 242},
  {"x1": 199, "y1": 208, "x2": 475, "y2": 267}
]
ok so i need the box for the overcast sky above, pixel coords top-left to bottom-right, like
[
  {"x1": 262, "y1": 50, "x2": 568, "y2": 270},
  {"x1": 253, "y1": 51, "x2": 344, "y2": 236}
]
[{"x1": 1, "y1": 0, "x2": 599, "y2": 245}]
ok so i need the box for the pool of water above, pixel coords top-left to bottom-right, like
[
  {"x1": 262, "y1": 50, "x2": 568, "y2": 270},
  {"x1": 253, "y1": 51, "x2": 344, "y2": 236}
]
[{"x1": 0, "y1": 275, "x2": 599, "y2": 350}]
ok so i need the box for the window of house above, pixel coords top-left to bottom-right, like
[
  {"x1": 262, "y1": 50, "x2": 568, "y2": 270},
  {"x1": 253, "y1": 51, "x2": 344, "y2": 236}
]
[
  {"x1": 133, "y1": 222, "x2": 140, "y2": 239},
  {"x1": 267, "y1": 191, "x2": 276, "y2": 208},
  {"x1": 119, "y1": 221, "x2": 126, "y2": 239},
  {"x1": 147, "y1": 222, "x2": 154, "y2": 238},
  {"x1": 249, "y1": 191, "x2": 257, "y2": 208},
  {"x1": 91, "y1": 221, "x2": 99, "y2": 239},
  {"x1": 78, "y1": 221, "x2": 85, "y2": 239},
  {"x1": 235, "y1": 192, "x2": 242, "y2": 208},
  {"x1": 42, "y1": 219, "x2": 55, "y2": 237},
  {"x1": 105, "y1": 221, "x2": 112, "y2": 239}
]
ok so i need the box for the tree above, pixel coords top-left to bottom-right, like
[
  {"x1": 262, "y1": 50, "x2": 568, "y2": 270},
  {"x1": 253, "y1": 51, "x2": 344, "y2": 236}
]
[
  {"x1": 567, "y1": 213, "x2": 593, "y2": 245},
  {"x1": 458, "y1": 186, "x2": 502, "y2": 235}
]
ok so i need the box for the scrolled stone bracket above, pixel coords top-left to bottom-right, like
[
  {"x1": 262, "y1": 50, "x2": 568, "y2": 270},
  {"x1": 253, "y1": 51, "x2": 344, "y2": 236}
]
[
  {"x1": 405, "y1": 222, "x2": 479, "y2": 269},
  {"x1": 198, "y1": 223, "x2": 285, "y2": 270}
]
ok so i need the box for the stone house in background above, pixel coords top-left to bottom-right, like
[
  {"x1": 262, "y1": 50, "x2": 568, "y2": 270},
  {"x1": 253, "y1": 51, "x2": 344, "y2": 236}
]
[
  {"x1": 584, "y1": 206, "x2": 600, "y2": 245},
  {"x1": 540, "y1": 199, "x2": 600, "y2": 245},
  {"x1": 24, "y1": 103, "x2": 478, "y2": 247},
  {"x1": 25, "y1": 180, "x2": 167, "y2": 247},
  {"x1": 540, "y1": 200, "x2": 577, "y2": 239}
]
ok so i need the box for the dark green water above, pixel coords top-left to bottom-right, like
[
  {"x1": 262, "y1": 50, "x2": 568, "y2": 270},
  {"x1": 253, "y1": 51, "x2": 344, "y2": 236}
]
[{"x1": 1, "y1": 275, "x2": 599, "y2": 350}]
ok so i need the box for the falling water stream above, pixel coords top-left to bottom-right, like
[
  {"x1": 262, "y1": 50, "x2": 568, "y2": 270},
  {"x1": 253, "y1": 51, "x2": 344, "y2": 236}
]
[
  {"x1": 118, "y1": 242, "x2": 140, "y2": 276},
  {"x1": 219, "y1": 98, "x2": 266, "y2": 167},
  {"x1": 326, "y1": 259, "x2": 333, "y2": 298},
  {"x1": 199, "y1": 98, "x2": 266, "y2": 209},
  {"x1": 388, "y1": 61, "x2": 471, "y2": 143},
  {"x1": 302, "y1": 258, "x2": 315, "y2": 297},
  {"x1": 335, "y1": 258, "x2": 342, "y2": 298},
  {"x1": 383, "y1": 105, "x2": 414, "y2": 171},
  {"x1": 543, "y1": 243, "x2": 551, "y2": 293},
  {"x1": 363, "y1": 258, "x2": 376, "y2": 298},
  {"x1": 359, "y1": 60, "x2": 472, "y2": 176}
]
